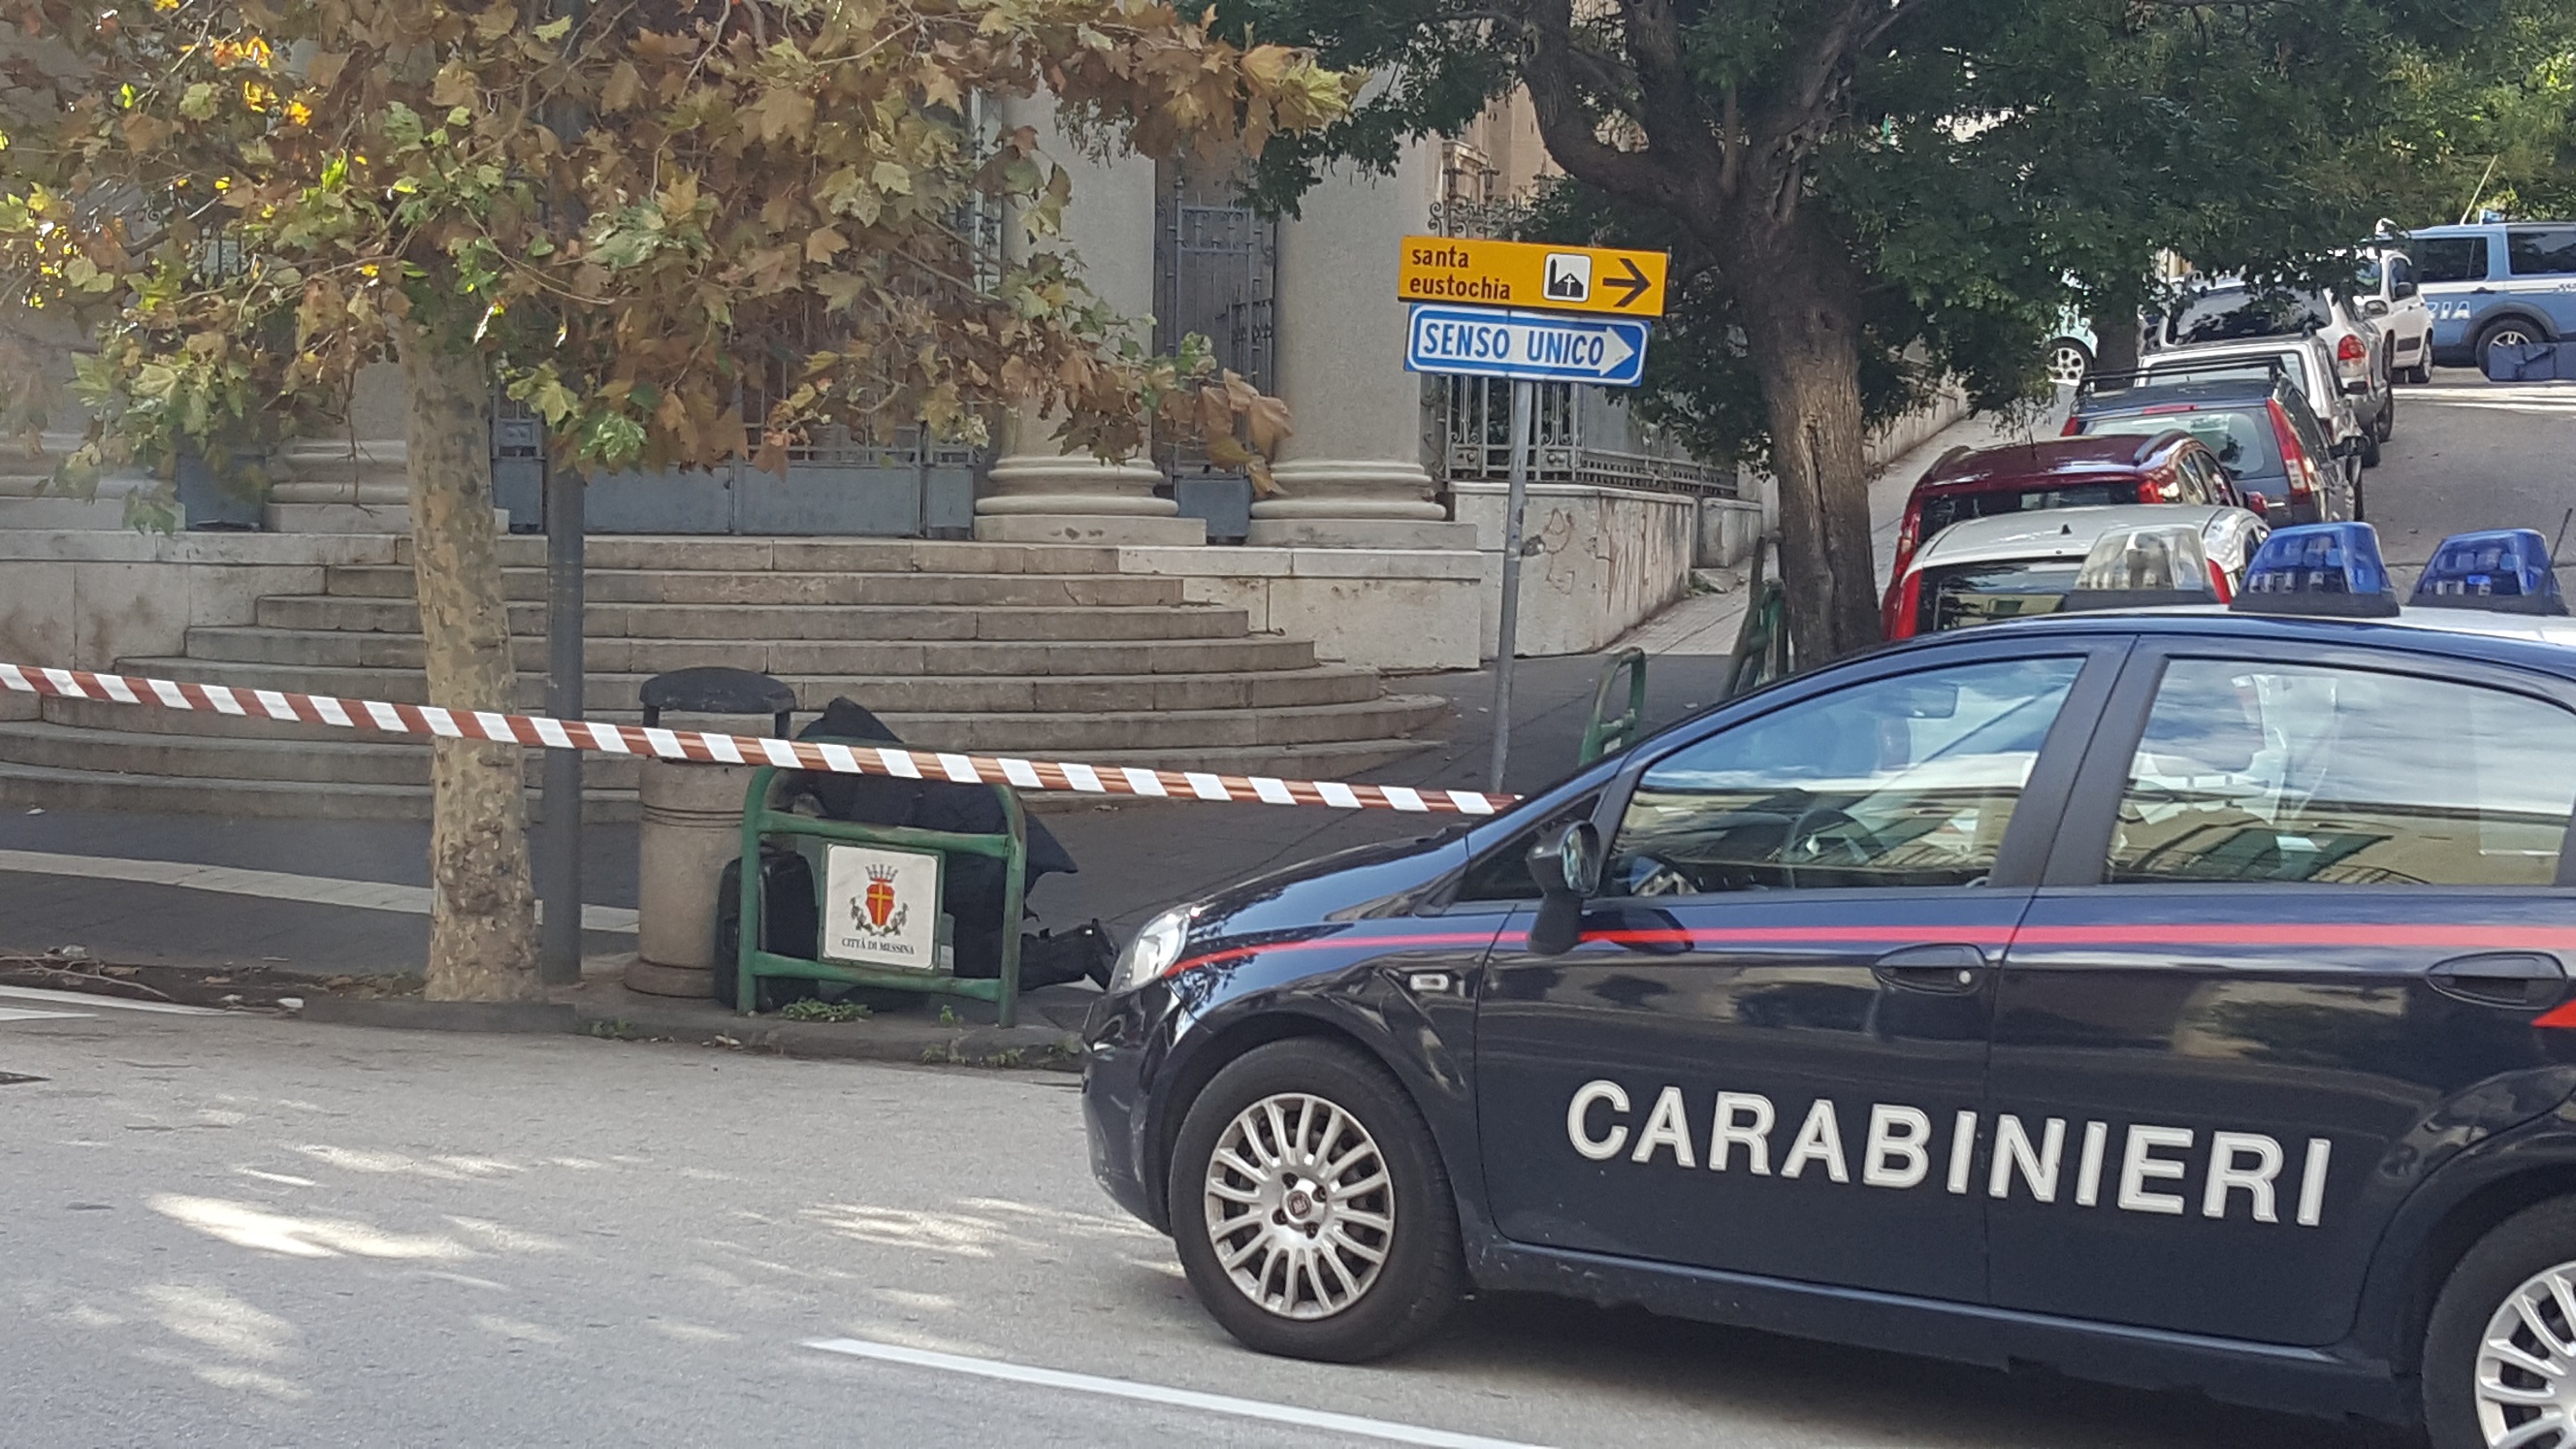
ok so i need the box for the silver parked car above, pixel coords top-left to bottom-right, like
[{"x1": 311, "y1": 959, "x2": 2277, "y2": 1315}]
[{"x1": 2150, "y1": 279, "x2": 2394, "y2": 457}]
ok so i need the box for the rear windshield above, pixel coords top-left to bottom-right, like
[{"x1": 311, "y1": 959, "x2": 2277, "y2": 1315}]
[
  {"x1": 2160, "y1": 289, "x2": 2332, "y2": 347},
  {"x1": 2077, "y1": 408, "x2": 2281, "y2": 478},
  {"x1": 1918, "y1": 481, "x2": 2141, "y2": 545},
  {"x1": 2141, "y1": 350, "x2": 2314, "y2": 400},
  {"x1": 1921, "y1": 561, "x2": 2079, "y2": 633}
]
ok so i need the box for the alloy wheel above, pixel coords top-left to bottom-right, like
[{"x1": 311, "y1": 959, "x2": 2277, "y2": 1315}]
[
  {"x1": 2046, "y1": 342, "x2": 2090, "y2": 387},
  {"x1": 1202, "y1": 1092, "x2": 1396, "y2": 1321},
  {"x1": 2472, "y1": 1260, "x2": 2576, "y2": 1447}
]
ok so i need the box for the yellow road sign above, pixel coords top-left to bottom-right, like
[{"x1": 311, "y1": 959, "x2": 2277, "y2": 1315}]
[{"x1": 1398, "y1": 236, "x2": 1668, "y2": 318}]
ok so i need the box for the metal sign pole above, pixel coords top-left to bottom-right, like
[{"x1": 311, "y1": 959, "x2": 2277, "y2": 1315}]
[
  {"x1": 538, "y1": 466, "x2": 585, "y2": 984},
  {"x1": 1489, "y1": 377, "x2": 1535, "y2": 792}
]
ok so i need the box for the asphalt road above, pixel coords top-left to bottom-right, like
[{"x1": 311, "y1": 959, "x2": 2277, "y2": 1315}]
[
  {"x1": 2361, "y1": 370, "x2": 2576, "y2": 576},
  {"x1": 9, "y1": 375, "x2": 2565, "y2": 1448},
  {"x1": 0, "y1": 1004, "x2": 2366, "y2": 1449}
]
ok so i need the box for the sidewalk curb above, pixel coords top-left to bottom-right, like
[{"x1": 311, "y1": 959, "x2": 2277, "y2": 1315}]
[
  {"x1": 296, "y1": 997, "x2": 577, "y2": 1034},
  {"x1": 570, "y1": 998, "x2": 1085, "y2": 1071}
]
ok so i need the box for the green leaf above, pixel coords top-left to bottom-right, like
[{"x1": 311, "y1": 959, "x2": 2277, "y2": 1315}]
[{"x1": 178, "y1": 83, "x2": 217, "y2": 120}]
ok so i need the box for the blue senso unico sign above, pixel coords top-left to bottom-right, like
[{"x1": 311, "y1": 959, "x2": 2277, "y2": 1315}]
[{"x1": 1403, "y1": 305, "x2": 1650, "y2": 387}]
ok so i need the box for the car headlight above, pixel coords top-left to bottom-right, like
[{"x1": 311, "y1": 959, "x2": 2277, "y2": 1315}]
[{"x1": 1107, "y1": 906, "x2": 1194, "y2": 995}]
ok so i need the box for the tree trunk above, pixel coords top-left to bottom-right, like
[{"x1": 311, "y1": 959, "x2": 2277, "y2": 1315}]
[
  {"x1": 401, "y1": 322, "x2": 543, "y2": 1003},
  {"x1": 2090, "y1": 307, "x2": 2141, "y2": 375},
  {"x1": 1732, "y1": 222, "x2": 1884, "y2": 664}
]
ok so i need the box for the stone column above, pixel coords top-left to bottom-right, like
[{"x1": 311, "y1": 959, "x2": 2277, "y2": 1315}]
[
  {"x1": 974, "y1": 96, "x2": 1203, "y2": 547},
  {"x1": 1248, "y1": 142, "x2": 1476, "y2": 551}
]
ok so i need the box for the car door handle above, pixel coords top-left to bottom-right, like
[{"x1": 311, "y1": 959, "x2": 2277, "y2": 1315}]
[
  {"x1": 2429, "y1": 952, "x2": 2566, "y2": 1010},
  {"x1": 1874, "y1": 944, "x2": 1988, "y2": 995}
]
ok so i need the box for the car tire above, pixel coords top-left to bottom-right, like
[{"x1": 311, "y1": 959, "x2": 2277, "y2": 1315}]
[
  {"x1": 2360, "y1": 426, "x2": 2382, "y2": 469},
  {"x1": 2475, "y1": 317, "x2": 2547, "y2": 369},
  {"x1": 2045, "y1": 338, "x2": 2093, "y2": 388},
  {"x1": 2423, "y1": 1196, "x2": 2576, "y2": 1449},
  {"x1": 1166, "y1": 1038, "x2": 1463, "y2": 1363},
  {"x1": 2378, "y1": 379, "x2": 2398, "y2": 443}
]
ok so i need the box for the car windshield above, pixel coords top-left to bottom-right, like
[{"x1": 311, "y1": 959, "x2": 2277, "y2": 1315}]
[
  {"x1": 2077, "y1": 407, "x2": 2281, "y2": 476},
  {"x1": 2162, "y1": 289, "x2": 2333, "y2": 346},
  {"x1": 1920, "y1": 560, "x2": 2080, "y2": 633},
  {"x1": 1916, "y1": 481, "x2": 2140, "y2": 546}
]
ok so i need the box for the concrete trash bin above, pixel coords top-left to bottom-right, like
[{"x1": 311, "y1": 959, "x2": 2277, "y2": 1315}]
[{"x1": 624, "y1": 668, "x2": 799, "y2": 999}]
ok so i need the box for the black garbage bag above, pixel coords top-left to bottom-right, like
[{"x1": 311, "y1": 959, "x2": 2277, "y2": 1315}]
[{"x1": 792, "y1": 697, "x2": 1082, "y2": 980}]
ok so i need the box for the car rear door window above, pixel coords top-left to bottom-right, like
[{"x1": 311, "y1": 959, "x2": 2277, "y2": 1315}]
[
  {"x1": 2507, "y1": 228, "x2": 2576, "y2": 277},
  {"x1": 2415, "y1": 236, "x2": 2491, "y2": 283},
  {"x1": 1608, "y1": 658, "x2": 2082, "y2": 893},
  {"x1": 2108, "y1": 660, "x2": 2576, "y2": 886}
]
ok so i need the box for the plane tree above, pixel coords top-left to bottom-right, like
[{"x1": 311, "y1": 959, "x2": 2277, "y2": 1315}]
[
  {"x1": 0, "y1": 0, "x2": 1350, "y2": 999},
  {"x1": 1223, "y1": 0, "x2": 2555, "y2": 660}
]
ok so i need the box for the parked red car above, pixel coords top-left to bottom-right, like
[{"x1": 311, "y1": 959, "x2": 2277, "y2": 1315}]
[{"x1": 1883, "y1": 432, "x2": 2243, "y2": 636}]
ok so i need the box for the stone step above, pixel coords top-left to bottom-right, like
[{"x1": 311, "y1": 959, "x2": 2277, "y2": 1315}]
[
  {"x1": 179, "y1": 627, "x2": 1318, "y2": 678},
  {"x1": 322, "y1": 565, "x2": 1185, "y2": 608},
  {"x1": 0, "y1": 722, "x2": 642, "y2": 791},
  {"x1": 0, "y1": 757, "x2": 639, "y2": 821},
  {"x1": 104, "y1": 658, "x2": 1394, "y2": 721},
  {"x1": 0, "y1": 496, "x2": 135, "y2": 529},
  {"x1": 266, "y1": 501, "x2": 506, "y2": 533},
  {"x1": 42, "y1": 693, "x2": 821, "y2": 741},
  {"x1": 0, "y1": 737, "x2": 1437, "y2": 821},
  {"x1": 459, "y1": 535, "x2": 1129, "y2": 576},
  {"x1": 252, "y1": 596, "x2": 1252, "y2": 643}
]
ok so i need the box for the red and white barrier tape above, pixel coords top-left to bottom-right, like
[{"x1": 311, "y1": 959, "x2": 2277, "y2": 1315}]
[{"x1": 0, "y1": 662, "x2": 1516, "y2": 816}]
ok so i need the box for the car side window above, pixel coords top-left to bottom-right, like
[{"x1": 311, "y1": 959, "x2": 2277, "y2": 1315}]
[
  {"x1": 2507, "y1": 227, "x2": 2576, "y2": 278},
  {"x1": 2109, "y1": 660, "x2": 2576, "y2": 886},
  {"x1": 2173, "y1": 455, "x2": 2213, "y2": 504},
  {"x1": 2415, "y1": 236, "x2": 2491, "y2": 284},
  {"x1": 2283, "y1": 398, "x2": 2334, "y2": 459},
  {"x1": 1606, "y1": 658, "x2": 2084, "y2": 895}
]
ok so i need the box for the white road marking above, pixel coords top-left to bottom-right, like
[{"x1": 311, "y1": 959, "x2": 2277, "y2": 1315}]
[
  {"x1": 0, "y1": 849, "x2": 638, "y2": 933},
  {"x1": 0, "y1": 1005, "x2": 93, "y2": 1022},
  {"x1": 802, "y1": 1338, "x2": 1553, "y2": 1449},
  {"x1": 0, "y1": 985, "x2": 219, "y2": 1015}
]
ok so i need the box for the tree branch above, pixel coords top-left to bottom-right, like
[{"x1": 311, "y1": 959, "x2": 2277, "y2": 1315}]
[{"x1": 1521, "y1": 0, "x2": 1689, "y2": 214}]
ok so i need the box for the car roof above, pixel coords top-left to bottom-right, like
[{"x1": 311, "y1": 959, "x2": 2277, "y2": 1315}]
[
  {"x1": 1910, "y1": 503, "x2": 2235, "y2": 568},
  {"x1": 2076, "y1": 376, "x2": 2283, "y2": 411},
  {"x1": 1918, "y1": 435, "x2": 2173, "y2": 489},
  {"x1": 2144, "y1": 338, "x2": 2321, "y2": 367},
  {"x1": 1880, "y1": 604, "x2": 2576, "y2": 680}
]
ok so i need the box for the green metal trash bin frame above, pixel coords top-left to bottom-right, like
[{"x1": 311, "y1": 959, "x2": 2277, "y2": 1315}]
[{"x1": 731, "y1": 761, "x2": 1029, "y2": 1027}]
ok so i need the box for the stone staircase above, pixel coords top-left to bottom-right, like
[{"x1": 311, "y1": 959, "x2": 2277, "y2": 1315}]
[{"x1": 0, "y1": 536, "x2": 1451, "y2": 819}]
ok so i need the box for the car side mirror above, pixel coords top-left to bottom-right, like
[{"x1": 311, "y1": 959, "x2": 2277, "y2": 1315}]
[
  {"x1": 2241, "y1": 490, "x2": 2270, "y2": 518},
  {"x1": 2395, "y1": 279, "x2": 2418, "y2": 300},
  {"x1": 2362, "y1": 298, "x2": 2390, "y2": 317},
  {"x1": 1526, "y1": 821, "x2": 1603, "y2": 956}
]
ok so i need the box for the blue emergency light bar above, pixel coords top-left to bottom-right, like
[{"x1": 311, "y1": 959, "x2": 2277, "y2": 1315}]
[
  {"x1": 2410, "y1": 529, "x2": 2567, "y2": 615},
  {"x1": 2230, "y1": 522, "x2": 2400, "y2": 618}
]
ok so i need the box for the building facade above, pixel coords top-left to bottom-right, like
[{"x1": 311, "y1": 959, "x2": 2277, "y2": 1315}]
[{"x1": 3, "y1": 104, "x2": 1744, "y2": 675}]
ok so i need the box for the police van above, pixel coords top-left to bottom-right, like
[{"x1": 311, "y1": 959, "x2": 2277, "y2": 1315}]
[
  {"x1": 2404, "y1": 221, "x2": 2576, "y2": 369},
  {"x1": 1082, "y1": 522, "x2": 2576, "y2": 1447}
]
